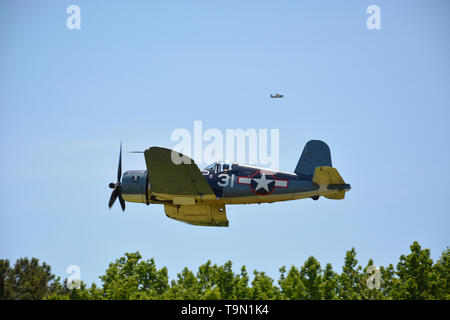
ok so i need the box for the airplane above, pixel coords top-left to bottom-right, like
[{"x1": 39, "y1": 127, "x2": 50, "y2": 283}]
[
  {"x1": 108, "y1": 140, "x2": 351, "y2": 227},
  {"x1": 270, "y1": 93, "x2": 283, "y2": 98}
]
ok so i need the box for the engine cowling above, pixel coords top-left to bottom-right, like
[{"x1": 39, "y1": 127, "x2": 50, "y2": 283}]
[{"x1": 121, "y1": 170, "x2": 150, "y2": 204}]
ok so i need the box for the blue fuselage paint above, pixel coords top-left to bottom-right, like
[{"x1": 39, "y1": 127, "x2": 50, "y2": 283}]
[
  {"x1": 120, "y1": 164, "x2": 322, "y2": 205},
  {"x1": 204, "y1": 164, "x2": 319, "y2": 200}
]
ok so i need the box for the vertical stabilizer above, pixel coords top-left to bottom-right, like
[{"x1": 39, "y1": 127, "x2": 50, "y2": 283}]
[{"x1": 295, "y1": 140, "x2": 332, "y2": 176}]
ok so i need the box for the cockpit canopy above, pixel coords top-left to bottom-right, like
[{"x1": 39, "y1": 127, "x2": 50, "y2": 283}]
[{"x1": 203, "y1": 161, "x2": 235, "y2": 174}]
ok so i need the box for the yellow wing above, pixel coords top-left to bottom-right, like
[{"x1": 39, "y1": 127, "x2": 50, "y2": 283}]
[{"x1": 144, "y1": 147, "x2": 216, "y2": 203}]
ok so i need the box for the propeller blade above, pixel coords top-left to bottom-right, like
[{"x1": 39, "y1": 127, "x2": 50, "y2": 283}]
[
  {"x1": 108, "y1": 142, "x2": 126, "y2": 211},
  {"x1": 108, "y1": 188, "x2": 119, "y2": 209},
  {"x1": 118, "y1": 192, "x2": 126, "y2": 211},
  {"x1": 117, "y1": 141, "x2": 122, "y2": 183}
]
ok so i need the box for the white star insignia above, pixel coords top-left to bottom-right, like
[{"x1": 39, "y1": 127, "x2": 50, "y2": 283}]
[{"x1": 253, "y1": 174, "x2": 274, "y2": 192}]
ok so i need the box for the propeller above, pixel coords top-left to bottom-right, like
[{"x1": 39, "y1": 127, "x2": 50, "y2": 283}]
[{"x1": 108, "y1": 142, "x2": 125, "y2": 211}]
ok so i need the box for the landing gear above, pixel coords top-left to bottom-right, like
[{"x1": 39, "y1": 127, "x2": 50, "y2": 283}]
[{"x1": 311, "y1": 196, "x2": 320, "y2": 201}]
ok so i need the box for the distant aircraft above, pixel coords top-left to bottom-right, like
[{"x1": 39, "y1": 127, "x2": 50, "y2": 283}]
[
  {"x1": 108, "y1": 140, "x2": 351, "y2": 227},
  {"x1": 270, "y1": 93, "x2": 283, "y2": 98}
]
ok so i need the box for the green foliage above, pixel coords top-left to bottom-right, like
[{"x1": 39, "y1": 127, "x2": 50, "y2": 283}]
[
  {"x1": 0, "y1": 257, "x2": 55, "y2": 300},
  {"x1": 300, "y1": 256, "x2": 322, "y2": 299},
  {"x1": 250, "y1": 270, "x2": 280, "y2": 299},
  {"x1": 2, "y1": 241, "x2": 449, "y2": 300},
  {"x1": 99, "y1": 251, "x2": 169, "y2": 299},
  {"x1": 279, "y1": 266, "x2": 307, "y2": 299},
  {"x1": 322, "y1": 263, "x2": 338, "y2": 300},
  {"x1": 0, "y1": 259, "x2": 11, "y2": 299},
  {"x1": 390, "y1": 241, "x2": 442, "y2": 299},
  {"x1": 165, "y1": 260, "x2": 253, "y2": 299},
  {"x1": 339, "y1": 247, "x2": 362, "y2": 299},
  {"x1": 433, "y1": 247, "x2": 449, "y2": 299}
]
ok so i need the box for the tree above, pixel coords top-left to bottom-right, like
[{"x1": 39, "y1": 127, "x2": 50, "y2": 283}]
[
  {"x1": 2, "y1": 241, "x2": 449, "y2": 300},
  {"x1": 251, "y1": 270, "x2": 280, "y2": 299},
  {"x1": 321, "y1": 263, "x2": 338, "y2": 300},
  {"x1": 432, "y1": 247, "x2": 449, "y2": 299},
  {"x1": 391, "y1": 241, "x2": 439, "y2": 299},
  {"x1": 99, "y1": 251, "x2": 169, "y2": 300},
  {"x1": 234, "y1": 266, "x2": 251, "y2": 299},
  {"x1": 166, "y1": 267, "x2": 200, "y2": 299},
  {"x1": 196, "y1": 260, "x2": 217, "y2": 294},
  {"x1": 339, "y1": 248, "x2": 362, "y2": 300},
  {"x1": 0, "y1": 259, "x2": 11, "y2": 299},
  {"x1": 300, "y1": 256, "x2": 323, "y2": 299},
  {"x1": 279, "y1": 265, "x2": 306, "y2": 299},
  {"x1": 358, "y1": 259, "x2": 388, "y2": 300},
  {"x1": 377, "y1": 263, "x2": 395, "y2": 299},
  {"x1": 2, "y1": 257, "x2": 55, "y2": 300},
  {"x1": 214, "y1": 261, "x2": 237, "y2": 299}
]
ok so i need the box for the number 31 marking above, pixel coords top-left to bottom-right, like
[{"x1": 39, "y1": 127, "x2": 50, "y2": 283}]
[{"x1": 217, "y1": 174, "x2": 235, "y2": 187}]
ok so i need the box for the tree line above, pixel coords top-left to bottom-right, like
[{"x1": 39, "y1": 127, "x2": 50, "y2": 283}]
[{"x1": 0, "y1": 241, "x2": 448, "y2": 300}]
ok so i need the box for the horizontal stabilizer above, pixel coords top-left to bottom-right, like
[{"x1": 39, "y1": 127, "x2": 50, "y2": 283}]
[
  {"x1": 324, "y1": 191, "x2": 345, "y2": 200},
  {"x1": 312, "y1": 166, "x2": 350, "y2": 200},
  {"x1": 312, "y1": 166, "x2": 345, "y2": 185}
]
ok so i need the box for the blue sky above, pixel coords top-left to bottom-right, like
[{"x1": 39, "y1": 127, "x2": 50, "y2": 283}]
[{"x1": 1, "y1": 0, "x2": 449, "y2": 285}]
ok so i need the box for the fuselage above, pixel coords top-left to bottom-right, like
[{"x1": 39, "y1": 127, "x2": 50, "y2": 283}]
[
  {"x1": 203, "y1": 163, "x2": 320, "y2": 204},
  {"x1": 121, "y1": 162, "x2": 348, "y2": 206}
]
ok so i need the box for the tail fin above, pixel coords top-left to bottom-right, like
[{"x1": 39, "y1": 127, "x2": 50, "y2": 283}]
[{"x1": 295, "y1": 140, "x2": 332, "y2": 177}]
